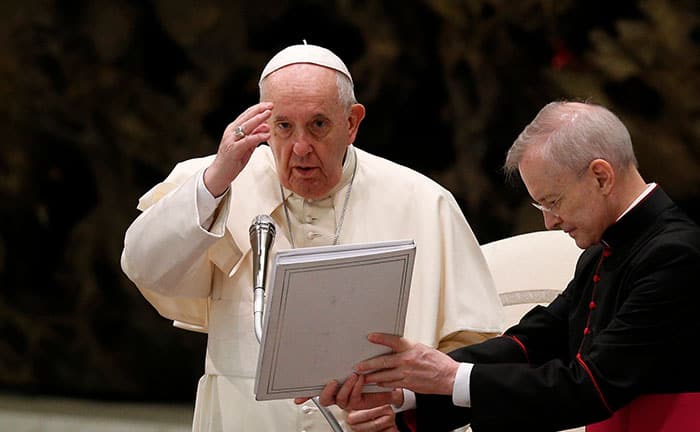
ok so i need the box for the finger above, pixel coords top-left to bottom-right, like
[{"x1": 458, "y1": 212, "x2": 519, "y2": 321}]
[
  {"x1": 367, "y1": 333, "x2": 412, "y2": 352},
  {"x1": 242, "y1": 127, "x2": 271, "y2": 145},
  {"x1": 351, "y1": 391, "x2": 396, "y2": 411},
  {"x1": 335, "y1": 373, "x2": 359, "y2": 409},
  {"x1": 361, "y1": 368, "x2": 404, "y2": 386},
  {"x1": 294, "y1": 397, "x2": 311, "y2": 405},
  {"x1": 348, "y1": 411, "x2": 396, "y2": 432},
  {"x1": 346, "y1": 405, "x2": 388, "y2": 424},
  {"x1": 223, "y1": 103, "x2": 273, "y2": 140},
  {"x1": 233, "y1": 102, "x2": 274, "y2": 125},
  {"x1": 249, "y1": 123, "x2": 271, "y2": 136},
  {"x1": 348, "y1": 373, "x2": 365, "y2": 406},
  {"x1": 237, "y1": 108, "x2": 273, "y2": 138},
  {"x1": 355, "y1": 352, "x2": 398, "y2": 374},
  {"x1": 317, "y1": 380, "x2": 340, "y2": 406}
]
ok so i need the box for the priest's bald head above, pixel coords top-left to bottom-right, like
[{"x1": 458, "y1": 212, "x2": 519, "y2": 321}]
[{"x1": 257, "y1": 43, "x2": 366, "y2": 199}]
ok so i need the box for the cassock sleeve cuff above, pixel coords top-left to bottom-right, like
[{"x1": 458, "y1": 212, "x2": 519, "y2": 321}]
[
  {"x1": 393, "y1": 389, "x2": 416, "y2": 413},
  {"x1": 452, "y1": 362, "x2": 473, "y2": 407}
]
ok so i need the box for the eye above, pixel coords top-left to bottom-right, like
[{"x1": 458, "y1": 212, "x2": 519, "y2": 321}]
[
  {"x1": 309, "y1": 118, "x2": 330, "y2": 133},
  {"x1": 550, "y1": 197, "x2": 562, "y2": 210},
  {"x1": 275, "y1": 121, "x2": 292, "y2": 137}
]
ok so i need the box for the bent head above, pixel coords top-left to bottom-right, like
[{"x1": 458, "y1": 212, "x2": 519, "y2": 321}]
[
  {"x1": 505, "y1": 102, "x2": 645, "y2": 249},
  {"x1": 259, "y1": 45, "x2": 365, "y2": 200}
]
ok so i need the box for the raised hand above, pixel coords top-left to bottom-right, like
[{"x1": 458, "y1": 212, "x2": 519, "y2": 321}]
[{"x1": 204, "y1": 102, "x2": 273, "y2": 196}]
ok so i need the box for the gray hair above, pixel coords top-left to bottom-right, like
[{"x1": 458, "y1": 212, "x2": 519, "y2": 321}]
[
  {"x1": 504, "y1": 101, "x2": 638, "y2": 178},
  {"x1": 259, "y1": 69, "x2": 357, "y2": 112}
]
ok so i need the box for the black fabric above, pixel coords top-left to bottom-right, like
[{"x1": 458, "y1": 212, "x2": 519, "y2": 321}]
[{"x1": 412, "y1": 188, "x2": 700, "y2": 432}]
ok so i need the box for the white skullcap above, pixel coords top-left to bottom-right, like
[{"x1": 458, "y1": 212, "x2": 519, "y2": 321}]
[{"x1": 259, "y1": 42, "x2": 353, "y2": 85}]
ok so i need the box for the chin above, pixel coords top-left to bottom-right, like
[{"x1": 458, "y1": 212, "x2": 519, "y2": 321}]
[{"x1": 573, "y1": 237, "x2": 592, "y2": 249}]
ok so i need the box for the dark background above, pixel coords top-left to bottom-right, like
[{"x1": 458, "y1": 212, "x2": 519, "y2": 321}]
[{"x1": 1, "y1": 0, "x2": 698, "y2": 403}]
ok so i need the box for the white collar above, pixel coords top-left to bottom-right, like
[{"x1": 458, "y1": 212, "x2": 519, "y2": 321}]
[{"x1": 616, "y1": 183, "x2": 657, "y2": 221}]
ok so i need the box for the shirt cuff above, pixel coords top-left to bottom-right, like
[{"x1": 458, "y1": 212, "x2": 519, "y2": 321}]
[
  {"x1": 452, "y1": 362, "x2": 473, "y2": 407},
  {"x1": 196, "y1": 170, "x2": 227, "y2": 229},
  {"x1": 392, "y1": 389, "x2": 416, "y2": 413}
]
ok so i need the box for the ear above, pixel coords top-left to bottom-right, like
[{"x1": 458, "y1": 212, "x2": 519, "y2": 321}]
[
  {"x1": 589, "y1": 159, "x2": 615, "y2": 195},
  {"x1": 347, "y1": 103, "x2": 366, "y2": 144}
]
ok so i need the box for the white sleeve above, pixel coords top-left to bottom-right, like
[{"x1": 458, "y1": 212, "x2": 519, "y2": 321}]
[
  {"x1": 452, "y1": 362, "x2": 473, "y2": 407},
  {"x1": 392, "y1": 389, "x2": 417, "y2": 413},
  {"x1": 196, "y1": 169, "x2": 228, "y2": 230}
]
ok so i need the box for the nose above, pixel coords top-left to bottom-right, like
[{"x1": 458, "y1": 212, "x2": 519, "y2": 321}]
[
  {"x1": 543, "y1": 211, "x2": 561, "y2": 230},
  {"x1": 292, "y1": 133, "x2": 313, "y2": 157}
]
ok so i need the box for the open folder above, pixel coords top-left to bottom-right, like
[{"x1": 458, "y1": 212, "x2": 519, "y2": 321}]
[{"x1": 254, "y1": 239, "x2": 416, "y2": 401}]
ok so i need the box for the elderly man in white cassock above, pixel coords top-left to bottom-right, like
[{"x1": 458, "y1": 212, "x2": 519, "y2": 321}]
[{"x1": 121, "y1": 43, "x2": 503, "y2": 431}]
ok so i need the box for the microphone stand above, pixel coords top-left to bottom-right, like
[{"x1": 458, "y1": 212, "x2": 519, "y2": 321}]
[{"x1": 250, "y1": 216, "x2": 344, "y2": 432}]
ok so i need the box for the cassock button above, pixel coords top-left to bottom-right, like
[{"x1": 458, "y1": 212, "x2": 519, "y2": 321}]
[
  {"x1": 589, "y1": 301, "x2": 597, "y2": 310},
  {"x1": 603, "y1": 248, "x2": 612, "y2": 258},
  {"x1": 583, "y1": 327, "x2": 590, "y2": 335},
  {"x1": 593, "y1": 275, "x2": 600, "y2": 283}
]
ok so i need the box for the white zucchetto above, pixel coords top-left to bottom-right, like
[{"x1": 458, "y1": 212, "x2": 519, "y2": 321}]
[{"x1": 259, "y1": 42, "x2": 353, "y2": 84}]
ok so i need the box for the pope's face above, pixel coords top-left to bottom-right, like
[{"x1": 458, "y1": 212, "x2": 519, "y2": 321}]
[{"x1": 261, "y1": 64, "x2": 364, "y2": 200}]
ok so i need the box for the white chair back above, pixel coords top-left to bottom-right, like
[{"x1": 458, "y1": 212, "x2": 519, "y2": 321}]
[{"x1": 481, "y1": 230, "x2": 582, "y2": 329}]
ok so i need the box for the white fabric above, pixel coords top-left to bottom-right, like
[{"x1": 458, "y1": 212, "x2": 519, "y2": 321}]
[
  {"x1": 260, "y1": 43, "x2": 353, "y2": 84},
  {"x1": 393, "y1": 389, "x2": 416, "y2": 413},
  {"x1": 453, "y1": 362, "x2": 472, "y2": 407},
  {"x1": 196, "y1": 171, "x2": 225, "y2": 230},
  {"x1": 121, "y1": 145, "x2": 503, "y2": 431},
  {"x1": 481, "y1": 230, "x2": 582, "y2": 329}
]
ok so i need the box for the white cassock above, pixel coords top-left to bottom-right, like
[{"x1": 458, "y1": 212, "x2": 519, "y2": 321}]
[{"x1": 121, "y1": 145, "x2": 503, "y2": 431}]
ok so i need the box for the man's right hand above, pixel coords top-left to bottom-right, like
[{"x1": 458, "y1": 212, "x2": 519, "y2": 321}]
[{"x1": 204, "y1": 102, "x2": 273, "y2": 197}]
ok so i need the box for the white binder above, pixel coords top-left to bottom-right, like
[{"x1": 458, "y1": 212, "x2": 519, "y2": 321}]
[{"x1": 254, "y1": 239, "x2": 416, "y2": 400}]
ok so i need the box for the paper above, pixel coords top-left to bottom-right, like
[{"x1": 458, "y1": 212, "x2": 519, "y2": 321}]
[{"x1": 254, "y1": 239, "x2": 415, "y2": 400}]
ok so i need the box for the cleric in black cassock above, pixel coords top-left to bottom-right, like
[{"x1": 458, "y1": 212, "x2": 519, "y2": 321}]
[{"x1": 312, "y1": 101, "x2": 700, "y2": 432}]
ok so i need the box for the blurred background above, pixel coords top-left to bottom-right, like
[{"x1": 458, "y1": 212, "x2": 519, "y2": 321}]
[{"x1": 1, "y1": 0, "x2": 698, "y2": 427}]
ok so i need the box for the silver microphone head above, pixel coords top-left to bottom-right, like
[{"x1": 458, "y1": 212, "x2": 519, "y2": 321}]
[{"x1": 250, "y1": 215, "x2": 276, "y2": 291}]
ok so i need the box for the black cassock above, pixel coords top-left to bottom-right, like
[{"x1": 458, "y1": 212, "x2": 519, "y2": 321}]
[{"x1": 401, "y1": 187, "x2": 700, "y2": 432}]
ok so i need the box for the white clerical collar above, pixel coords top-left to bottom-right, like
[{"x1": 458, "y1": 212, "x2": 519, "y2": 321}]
[{"x1": 616, "y1": 183, "x2": 657, "y2": 222}]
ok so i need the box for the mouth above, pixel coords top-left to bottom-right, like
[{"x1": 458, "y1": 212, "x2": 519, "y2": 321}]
[{"x1": 292, "y1": 166, "x2": 319, "y2": 177}]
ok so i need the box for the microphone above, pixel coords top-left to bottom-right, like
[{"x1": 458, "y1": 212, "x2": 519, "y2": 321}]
[{"x1": 249, "y1": 214, "x2": 276, "y2": 343}]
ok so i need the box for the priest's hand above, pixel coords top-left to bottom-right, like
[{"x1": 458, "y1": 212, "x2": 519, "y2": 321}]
[
  {"x1": 204, "y1": 102, "x2": 273, "y2": 197},
  {"x1": 347, "y1": 405, "x2": 399, "y2": 432},
  {"x1": 355, "y1": 333, "x2": 460, "y2": 396}
]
